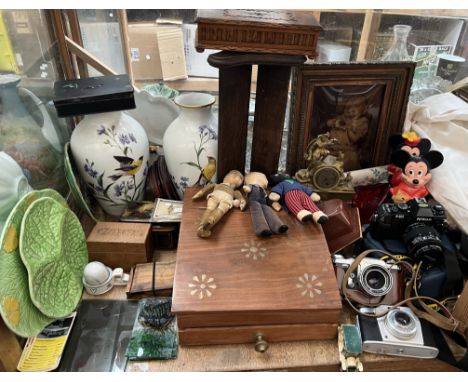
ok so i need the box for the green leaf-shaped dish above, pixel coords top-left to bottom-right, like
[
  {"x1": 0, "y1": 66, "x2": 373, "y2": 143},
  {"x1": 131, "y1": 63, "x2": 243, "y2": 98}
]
[
  {"x1": 0, "y1": 189, "x2": 67, "y2": 337},
  {"x1": 20, "y1": 197, "x2": 88, "y2": 318}
]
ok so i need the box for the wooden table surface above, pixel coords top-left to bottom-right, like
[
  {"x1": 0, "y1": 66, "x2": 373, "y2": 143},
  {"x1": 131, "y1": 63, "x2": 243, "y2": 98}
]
[{"x1": 83, "y1": 249, "x2": 460, "y2": 372}]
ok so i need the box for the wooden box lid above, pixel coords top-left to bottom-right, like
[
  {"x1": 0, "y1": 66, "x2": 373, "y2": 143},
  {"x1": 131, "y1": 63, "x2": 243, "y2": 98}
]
[
  {"x1": 196, "y1": 9, "x2": 321, "y2": 30},
  {"x1": 172, "y1": 188, "x2": 342, "y2": 329},
  {"x1": 87, "y1": 222, "x2": 151, "y2": 253}
]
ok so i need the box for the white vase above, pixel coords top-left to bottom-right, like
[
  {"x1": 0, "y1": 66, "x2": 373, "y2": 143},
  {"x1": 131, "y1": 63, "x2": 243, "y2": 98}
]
[
  {"x1": 70, "y1": 111, "x2": 150, "y2": 216},
  {"x1": 163, "y1": 93, "x2": 218, "y2": 198},
  {"x1": 0, "y1": 152, "x2": 32, "y2": 225}
]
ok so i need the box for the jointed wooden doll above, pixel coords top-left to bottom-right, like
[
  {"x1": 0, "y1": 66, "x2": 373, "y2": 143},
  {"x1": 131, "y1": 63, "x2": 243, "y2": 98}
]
[
  {"x1": 269, "y1": 175, "x2": 328, "y2": 224},
  {"x1": 243, "y1": 172, "x2": 288, "y2": 237},
  {"x1": 192, "y1": 170, "x2": 246, "y2": 238}
]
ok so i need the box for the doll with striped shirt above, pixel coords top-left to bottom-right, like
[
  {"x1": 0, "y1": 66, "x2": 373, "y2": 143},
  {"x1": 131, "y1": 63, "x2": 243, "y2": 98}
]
[{"x1": 268, "y1": 175, "x2": 328, "y2": 224}]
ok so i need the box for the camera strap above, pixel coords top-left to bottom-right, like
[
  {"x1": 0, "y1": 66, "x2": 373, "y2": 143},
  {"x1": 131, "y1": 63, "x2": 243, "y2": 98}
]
[
  {"x1": 431, "y1": 327, "x2": 468, "y2": 371},
  {"x1": 405, "y1": 265, "x2": 468, "y2": 339},
  {"x1": 442, "y1": 250, "x2": 464, "y2": 297}
]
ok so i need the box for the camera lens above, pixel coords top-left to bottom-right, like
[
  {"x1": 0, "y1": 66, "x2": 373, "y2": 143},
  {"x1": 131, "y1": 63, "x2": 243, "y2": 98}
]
[
  {"x1": 359, "y1": 265, "x2": 393, "y2": 297},
  {"x1": 404, "y1": 223, "x2": 444, "y2": 263},
  {"x1": 385, "y1": 309, "x2": 417, "y2": 340},
  {"x1": 366, "y1": 270, "x2": 386, "y2": 289},
  {"x1": 394, "y1": 311, "x2": 411, "y2": 326}
]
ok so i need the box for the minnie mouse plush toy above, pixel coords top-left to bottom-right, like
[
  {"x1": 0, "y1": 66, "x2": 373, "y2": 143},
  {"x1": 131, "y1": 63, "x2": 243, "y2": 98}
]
[{"x1": 389, "y1": 148, "x2": 444, "y2": 203}]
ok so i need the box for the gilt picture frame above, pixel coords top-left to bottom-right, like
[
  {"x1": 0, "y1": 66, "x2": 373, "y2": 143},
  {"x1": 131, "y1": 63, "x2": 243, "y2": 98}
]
[{"x1": 287, "y1": 62, "x2": 415, "y2": 174}]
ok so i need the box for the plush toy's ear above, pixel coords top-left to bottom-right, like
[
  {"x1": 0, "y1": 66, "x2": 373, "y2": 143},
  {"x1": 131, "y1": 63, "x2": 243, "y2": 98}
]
[
  {"x1": 418, "y1": 139, "x2": 432, "y2": 155},
  {"x1": 389, "y1": 134, "x2": 405, "y2": 149},
  {"x1": 390, "y1": 149, "x2": 412, "y2": 169},
  {"x1": 423, "y1": 150, "x2": 444, "y2": 170}
]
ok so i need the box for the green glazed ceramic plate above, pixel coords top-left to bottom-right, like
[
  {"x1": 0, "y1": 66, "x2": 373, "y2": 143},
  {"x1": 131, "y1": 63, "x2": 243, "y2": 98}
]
[
  {"x1": 0, "y1": 189, "x2": 67, "y2": 337},
  {"x1": 64, "y1": 142, "x2": 101, "y2": 222},
  {"x1": 20, "y1": 197, "x2": 88, "y2": 318}
]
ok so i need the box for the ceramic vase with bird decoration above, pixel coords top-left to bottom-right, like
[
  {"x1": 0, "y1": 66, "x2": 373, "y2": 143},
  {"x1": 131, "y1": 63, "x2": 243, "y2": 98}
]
[
  {"x1": 163, "y1": 92, "x2": 218, "y2": 198},
  {"x1": 70, "y1": 111, "x2": 149, "y2": 216}
]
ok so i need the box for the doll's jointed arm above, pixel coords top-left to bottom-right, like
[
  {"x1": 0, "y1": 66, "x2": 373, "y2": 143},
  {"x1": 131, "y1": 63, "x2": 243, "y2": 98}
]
[
  {"x1": 233, "y1": 190, "x2": 247, "y2": 210},
  {"x1": 192, "y1": 184, "x2": 216, "y2": 200}
]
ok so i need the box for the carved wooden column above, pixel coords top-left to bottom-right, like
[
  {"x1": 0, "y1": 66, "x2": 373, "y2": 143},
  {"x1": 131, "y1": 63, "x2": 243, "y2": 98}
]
[{"x1": 208, "y1": 52, "x2": 306, "y2": 178}]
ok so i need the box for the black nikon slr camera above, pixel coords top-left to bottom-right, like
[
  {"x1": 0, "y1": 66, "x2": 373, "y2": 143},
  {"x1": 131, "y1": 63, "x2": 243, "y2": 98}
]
[{"x1": 369, "y1": 198, "x2": 447, "y2": 263}]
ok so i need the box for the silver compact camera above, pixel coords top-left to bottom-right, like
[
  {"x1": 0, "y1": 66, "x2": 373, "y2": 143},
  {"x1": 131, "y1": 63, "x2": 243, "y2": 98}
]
[
  {"x1": 358, "y1": 306, "x2": 439, "y2": 359},
  {"x1": 333, "y1": 254, "x2": 402, "y2": 305}
]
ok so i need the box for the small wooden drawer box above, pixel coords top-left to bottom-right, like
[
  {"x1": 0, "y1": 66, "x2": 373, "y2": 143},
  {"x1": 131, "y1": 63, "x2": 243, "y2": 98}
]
[
  {"x1": 196, "y1": 9, "x2": 322, "y2": 57},
  {"x1": 87, "y1": 222, "x2": 153, "y2": 271},
  {"x1": 172, "y1": 188, "x2": 342, "y2": 349}
]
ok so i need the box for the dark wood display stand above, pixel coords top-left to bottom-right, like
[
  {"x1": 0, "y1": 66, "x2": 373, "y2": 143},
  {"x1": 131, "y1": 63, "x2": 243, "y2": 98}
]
[{"x1": 209, "y1": 51, "x2": 306, "y2": 177}]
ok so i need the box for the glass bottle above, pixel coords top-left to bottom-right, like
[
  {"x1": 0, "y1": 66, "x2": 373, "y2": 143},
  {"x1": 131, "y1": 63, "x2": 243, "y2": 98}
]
[{"x1": 381, "y1": 25, "x2": 412, "y2": 61}]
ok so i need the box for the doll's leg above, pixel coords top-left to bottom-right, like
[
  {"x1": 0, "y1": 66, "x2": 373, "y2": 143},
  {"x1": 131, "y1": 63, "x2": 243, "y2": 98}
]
[
  {"x1": 299, "y1": 194, "x2": 329, "y2": 224},
  {"x1": 200, "y1": 197, "x2": 220, "y2": 227},
  {"x1": 261, "y1": 204, "x2": 288, "y2": 234},
  {"x1": 198, "y1": 197, "x2": 220, "y2": 237},
  {"x1": 284, "y1": 190, "x2": 313, "y2": 222},
  {"x1": 250, "y1": 201, "x2": 272, "y2": 237},
  {"x1": 206, "y1": 199, "x2": 232, "y2": 228}
]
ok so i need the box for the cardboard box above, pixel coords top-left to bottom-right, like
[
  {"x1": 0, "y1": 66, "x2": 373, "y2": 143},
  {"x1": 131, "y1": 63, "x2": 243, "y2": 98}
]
[
  {"x1": 128, "y1": 23, "x2": 163, "y2": 80},
  {"x1": 87, "y1": 222, "x2": 153, "y2": 271},
  {"x1": 128, "y1": 22, "x2": 187, "y2": 81},
  {"x1": 183, "y1": 24, "x2": 219, "y2": 78}
]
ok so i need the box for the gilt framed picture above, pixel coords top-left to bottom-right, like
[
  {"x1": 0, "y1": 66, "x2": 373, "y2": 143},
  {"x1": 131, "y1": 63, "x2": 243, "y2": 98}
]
[{"x1": 287, "y1": 62, "x2": 415, "y2": 174}]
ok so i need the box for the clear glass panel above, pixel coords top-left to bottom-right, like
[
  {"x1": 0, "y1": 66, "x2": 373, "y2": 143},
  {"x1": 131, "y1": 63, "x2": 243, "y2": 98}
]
[
  {"x1": 77, "y1": 9, "x2": 126, "y2": 76},
  {"x1": 0, "y1": 9, "x2": 70, "y2": 205}
]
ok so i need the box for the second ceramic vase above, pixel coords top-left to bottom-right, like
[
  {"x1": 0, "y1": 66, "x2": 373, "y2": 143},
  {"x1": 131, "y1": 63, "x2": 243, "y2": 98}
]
[
  {"x1": 163, "y1": 93, "x2": 218, "y2": 198},
  {"x1": 70, "y1": 111, "x2": 149, "y2": 216}
]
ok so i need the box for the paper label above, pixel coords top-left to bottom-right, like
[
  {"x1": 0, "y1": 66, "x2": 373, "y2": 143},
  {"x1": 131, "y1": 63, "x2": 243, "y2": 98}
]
[{"x1": 130, "y1": 47, "x2": 140, "y2": 62}]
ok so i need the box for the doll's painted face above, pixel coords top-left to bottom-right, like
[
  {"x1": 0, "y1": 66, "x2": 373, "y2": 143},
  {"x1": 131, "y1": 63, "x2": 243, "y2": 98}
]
[{"x1": 224, "y1": 170, "x2": 244, "y2": 188}]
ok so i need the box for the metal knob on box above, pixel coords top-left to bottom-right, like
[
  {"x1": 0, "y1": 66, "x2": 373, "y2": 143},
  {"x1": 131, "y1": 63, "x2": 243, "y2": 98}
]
[{"x1": 254, "y1": 333, "x2": 269, "y2": 353}]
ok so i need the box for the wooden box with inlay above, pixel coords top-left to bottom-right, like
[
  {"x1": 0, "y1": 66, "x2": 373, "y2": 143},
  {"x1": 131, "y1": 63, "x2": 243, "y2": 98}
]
[
  {"x1": 172, "y1": 188, "x2": 342, "y2": 348},
  {"x1": 196, "y1": 9, "x2": 322, "y2": 57}
]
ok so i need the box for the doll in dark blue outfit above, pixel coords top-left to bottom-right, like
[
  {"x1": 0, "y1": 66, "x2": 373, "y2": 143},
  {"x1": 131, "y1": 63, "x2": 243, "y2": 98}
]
[{"x1": 243, "y1": 172, "x2": 288, "y2": 237}]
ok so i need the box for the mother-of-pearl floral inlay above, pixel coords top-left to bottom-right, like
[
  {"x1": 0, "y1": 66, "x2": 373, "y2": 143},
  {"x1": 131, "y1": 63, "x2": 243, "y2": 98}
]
[
  {"x1": 188, "y1": 274, "x2": 216, "y2": 299},
  {"x1": 296, "y1": 273, "x2": 323, "y2": 298},
  {"x1": 241, "y1": 240, "x2": 268, "y2": 260}
]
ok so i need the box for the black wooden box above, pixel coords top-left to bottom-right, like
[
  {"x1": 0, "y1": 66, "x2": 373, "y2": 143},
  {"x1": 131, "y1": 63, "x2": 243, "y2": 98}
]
[{"x1": 53, "y1": 74, "x2": 135, "y2": 117}]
